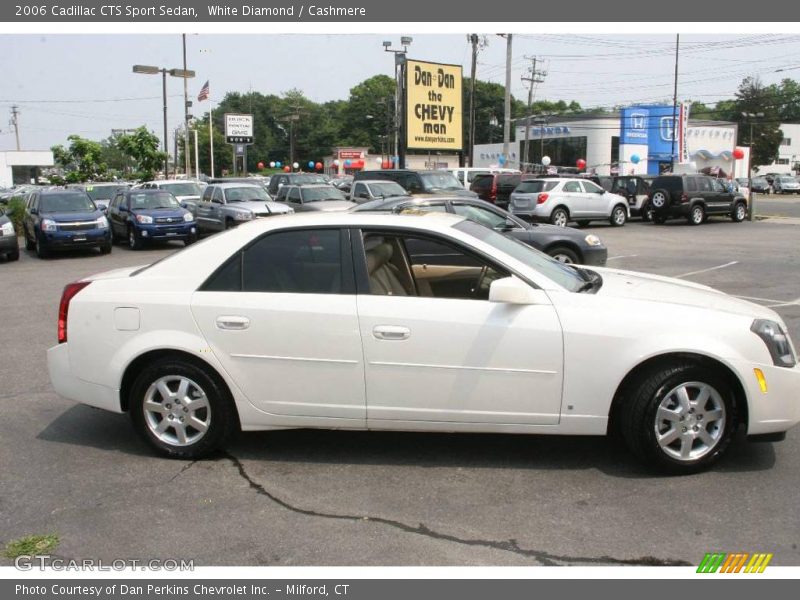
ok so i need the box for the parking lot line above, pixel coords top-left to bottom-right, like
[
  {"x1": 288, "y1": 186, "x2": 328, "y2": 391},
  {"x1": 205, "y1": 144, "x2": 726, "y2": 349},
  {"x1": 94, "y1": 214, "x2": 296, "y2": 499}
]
[
  {"x1": 676, "y1": 261, "x2": 738, "y2": 278},
  {"x1": 606, "y1": 255, "x2": 639, "y2": 261}
]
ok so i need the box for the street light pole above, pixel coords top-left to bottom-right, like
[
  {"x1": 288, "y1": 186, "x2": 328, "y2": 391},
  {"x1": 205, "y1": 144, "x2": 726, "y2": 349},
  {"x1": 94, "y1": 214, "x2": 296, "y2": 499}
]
[
  {"x1": 162, "y1": 69, "x2": 169, "y2": 176},
  {"x1": 742, "y1": 111, "x2": 764, "y2": 221},
  {"x1": 384, "y1": 37, "x2": 412, "y2": 169}
]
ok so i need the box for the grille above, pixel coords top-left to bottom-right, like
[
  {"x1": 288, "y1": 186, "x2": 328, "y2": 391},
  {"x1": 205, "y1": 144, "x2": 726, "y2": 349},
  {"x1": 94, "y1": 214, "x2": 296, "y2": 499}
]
[
  {"x1": 58, "y1": 221, "x2": 97, "y2": 231},
  {"x1": 155, "y1": 217, "x2": 182, "y2": 224}
]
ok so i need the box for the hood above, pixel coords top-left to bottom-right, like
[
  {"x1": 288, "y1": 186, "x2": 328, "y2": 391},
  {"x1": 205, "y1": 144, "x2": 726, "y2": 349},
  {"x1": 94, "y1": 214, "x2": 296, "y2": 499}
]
[
  {"x1": 43, "y1": 211, "x2": 102, "y2": 222},
  {"x1": 174, "y1": 195, "x2": 201, "y2": 202},
  {"x1": 589, "y1": 266, "x2": 777, "y2": 320},
  {"x1": 422, "y1": 188, "x2": 477, "y2": 198},
  {"x1": 264, "y1": 201, "x2": 293, "y2": 214},
  {"x1": 304, "y1": 201, "x2": 357, "y2": 212},
  {"x1": 228, "y1": 200, "x2": 274, "y2": 213}
]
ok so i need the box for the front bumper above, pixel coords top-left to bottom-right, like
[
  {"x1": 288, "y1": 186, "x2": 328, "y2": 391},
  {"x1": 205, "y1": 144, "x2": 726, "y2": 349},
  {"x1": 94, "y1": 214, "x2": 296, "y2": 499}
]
[
  {"x1": 581, "y1": 246, "x2": 608, "y2": 266},
  {"x1": 44, "y1": 228, "x2": 110, "y2": 249},
  {"x1": 135, "y1": 222, "x2": 196, "y2": 241},
  {"x1": 735, "y1": 359, "x2": 800, "y2": 435},
  {"x1": 0, "y1": 234, "x2": 18, "y2": 251},
  {"x1": 47, "y1": 343, "x2": 122, "y2": 413}
]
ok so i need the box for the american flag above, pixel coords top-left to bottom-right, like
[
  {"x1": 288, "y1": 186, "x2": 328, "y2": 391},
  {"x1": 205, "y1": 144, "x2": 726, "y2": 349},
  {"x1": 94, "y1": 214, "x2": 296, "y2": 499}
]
[{"x1": 197, "y1": 80, "x2": 210, "y2": 102}]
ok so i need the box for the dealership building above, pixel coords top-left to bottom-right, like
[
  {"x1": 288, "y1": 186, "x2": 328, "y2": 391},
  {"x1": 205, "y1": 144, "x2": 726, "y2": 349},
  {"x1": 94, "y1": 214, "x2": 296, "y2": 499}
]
[
  {"x1": 474, "y1": 105, "x2": 749, "y2": 178},
  {"x1": 0, "y1": 150, "x2": 54, "y2": 188}
]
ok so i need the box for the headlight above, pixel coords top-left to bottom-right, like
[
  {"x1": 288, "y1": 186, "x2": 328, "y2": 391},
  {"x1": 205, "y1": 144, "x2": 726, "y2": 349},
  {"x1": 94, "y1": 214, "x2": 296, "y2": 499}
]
[
  {"x1": 584, "y1": 234, "x2": 603, "y2": 247},
  {"x1": 96, "y1": 216, "x2": 108, "y2": 229},
  {"x1": 751, "y1": 319, "x2": 796, "y2": 368},
  {"x1": 183, "y1": 212, "x2": 194, "y2": 223},
  {"x1": 234, "y1": 211, "x2": 253, "y2": 221},
  {"x1": 135, "y1": 214, "x2": 153, "y2": 224},
  {"x1": 0, "y1": 221, "x2": 13, "y2": 236},
  {"x1": 41, "y1": 219, "x2": 57, "y2": 232}
]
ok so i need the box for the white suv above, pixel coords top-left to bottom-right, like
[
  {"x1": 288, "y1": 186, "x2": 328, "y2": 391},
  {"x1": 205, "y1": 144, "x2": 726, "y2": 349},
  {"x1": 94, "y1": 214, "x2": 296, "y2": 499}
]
[{"x1": 509, "y1": 178, "x2": 630, "y2": 227}]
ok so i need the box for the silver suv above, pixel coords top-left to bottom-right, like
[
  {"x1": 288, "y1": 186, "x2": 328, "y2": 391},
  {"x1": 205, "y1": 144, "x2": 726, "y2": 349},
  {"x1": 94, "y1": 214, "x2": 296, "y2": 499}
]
[{"x1": 191, "y1": 183, "x2": 293, "y2": 233}]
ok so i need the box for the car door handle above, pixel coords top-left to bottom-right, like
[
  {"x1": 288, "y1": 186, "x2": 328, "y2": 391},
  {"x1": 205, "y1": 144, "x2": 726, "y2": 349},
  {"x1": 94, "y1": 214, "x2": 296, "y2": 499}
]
[
  {"x1": 216, "y1": 316, "x2": 250, "y2": 330},
  {"x1": 373, "y1": 325, "x2": 410, "y2": 341}
]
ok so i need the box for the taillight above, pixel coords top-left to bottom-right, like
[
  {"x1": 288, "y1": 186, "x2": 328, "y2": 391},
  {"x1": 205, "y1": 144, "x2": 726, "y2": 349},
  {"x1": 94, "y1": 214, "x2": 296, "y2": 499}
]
[
  {"x1": 680, "y1": 193, "x2": 688, "y2": 203},
  {"x1": 537, "y1": 193, "x2": 549, "y2": 204},
  {"x1": 58, "y1": 281, "x2": 91, "y2": 344},
  {"x1": 490, "y1": 177, "x2": 497, "y2": 203}
]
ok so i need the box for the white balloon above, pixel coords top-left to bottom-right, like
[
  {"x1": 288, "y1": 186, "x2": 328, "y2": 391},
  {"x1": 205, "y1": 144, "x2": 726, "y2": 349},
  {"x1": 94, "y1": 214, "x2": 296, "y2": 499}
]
[
  {"x1": 293, "y1": 162, "x2": 300, "y2": 169},
  {"x1": 269, "y1": 161, "x2": 276, "y2": 168},
  {"x1": 375, "y1": 157, "x2": 383, "y2": 164},
  {"x1": 333, "y1": 159, "x2": 340, "y2": 166},
  {"x1": 541, "y1": 156, "x2": 551, "y2": 166}
]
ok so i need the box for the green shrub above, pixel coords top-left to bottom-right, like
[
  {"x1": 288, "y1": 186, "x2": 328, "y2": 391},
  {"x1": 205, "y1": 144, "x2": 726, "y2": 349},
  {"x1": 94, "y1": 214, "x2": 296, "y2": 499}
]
[{"x1": 3, "y1": 197, "x2": 26, "y2": 236}]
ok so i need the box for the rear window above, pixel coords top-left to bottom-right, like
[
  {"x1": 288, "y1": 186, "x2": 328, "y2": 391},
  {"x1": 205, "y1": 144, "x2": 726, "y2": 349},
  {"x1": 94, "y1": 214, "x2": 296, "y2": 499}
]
[
  {"x1": 651, "y1": 176, "x2": 683, "y2": 192},
  {"x1": 516, "y1": 180, "x2": 557, "y2": 193},
  {"x1": 471, "y1": 175, "x2": 494, "y2": 191},
  {"x1": 498, "y1": 174, "x2": 521, "y2": 186}
]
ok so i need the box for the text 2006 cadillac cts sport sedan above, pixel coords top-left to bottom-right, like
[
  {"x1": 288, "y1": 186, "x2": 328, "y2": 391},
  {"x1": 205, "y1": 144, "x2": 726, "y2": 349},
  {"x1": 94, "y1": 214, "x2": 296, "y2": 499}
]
[{"x1": 47, "y1": 212, "x2": 800, "y2": 473}]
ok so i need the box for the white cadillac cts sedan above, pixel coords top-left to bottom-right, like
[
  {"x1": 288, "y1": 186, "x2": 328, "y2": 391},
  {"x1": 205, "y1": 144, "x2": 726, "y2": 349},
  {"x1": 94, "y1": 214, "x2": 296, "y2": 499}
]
[{"x1": 48, "y1": 213, "x2": 800, "y2": 473}]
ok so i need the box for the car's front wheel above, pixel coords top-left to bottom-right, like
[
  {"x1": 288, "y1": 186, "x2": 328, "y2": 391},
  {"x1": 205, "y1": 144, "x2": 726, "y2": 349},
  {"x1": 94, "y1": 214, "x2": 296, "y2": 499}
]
[
  {"x1": 641, "y1": 201, "x2": 654, "y2": 222},
  {"x1": 129, "y1": 359, "x2": 238, "y2": 459},
  {"x1": 35, "y1": 234, "x2": 49, "y2": 259},
  {"x1": 731, "y1": 201, "x2": 747, "y2": 222},
  {"x1": 128, "y1": 226, "x2": 142, "y2": 250},
  {"x1": 547, "y1": 245, "x2": 579, "y2": 264},
  {"x1": 619, "y1": 362, "x2": 736, "y2": 473}
]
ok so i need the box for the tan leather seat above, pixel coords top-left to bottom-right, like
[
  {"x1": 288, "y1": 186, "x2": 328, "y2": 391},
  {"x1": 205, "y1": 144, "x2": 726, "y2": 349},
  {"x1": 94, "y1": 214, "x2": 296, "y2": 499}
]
[{"x1": 366, "y1": 242, "x2": 409, "y2": 296}]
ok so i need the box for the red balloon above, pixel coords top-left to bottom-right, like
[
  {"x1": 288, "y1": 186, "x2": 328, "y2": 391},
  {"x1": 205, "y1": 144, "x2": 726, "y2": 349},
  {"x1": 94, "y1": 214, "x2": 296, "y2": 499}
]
[
  {"x1": 576, "y1": 158, "x2": 587, "y2": 170},
  {"x1": 257, "y1": 161, "x2": 265, "y2": 170},
  {"x1": 381, "y1": 160, "x2": 391, "y2": 169},
  {"x1": 733, "y1": 148, "x2": 745, "y2": 160},
  {"x1": 283, "y1": 165, "x2": 291, "y2": 173},
  {"x1": 315, "y1": 162, "x2": 323, "y2": 170}
]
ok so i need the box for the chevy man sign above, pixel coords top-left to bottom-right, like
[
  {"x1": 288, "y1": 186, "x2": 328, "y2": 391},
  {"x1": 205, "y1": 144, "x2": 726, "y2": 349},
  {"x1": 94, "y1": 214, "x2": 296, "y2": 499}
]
[
  {"x1": 406, "y1": 59, "x2": 463, "y2": 151},
  {"x1": 224, "y1": 113, "x2": 254, "y2": 144}
]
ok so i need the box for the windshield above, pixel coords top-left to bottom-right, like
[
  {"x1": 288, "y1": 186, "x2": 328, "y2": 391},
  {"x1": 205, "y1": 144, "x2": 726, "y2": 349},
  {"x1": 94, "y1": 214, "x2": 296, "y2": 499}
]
[
  {"x1": 779, "y1": 177, "x2": 796, "y2": 184},
  {"x1": 516, "y1": 180, "x2": 556, "y2": 193},
  {"x1": 225, "y1": 186, "x2": 270, "y2": 202},
  {"x1": 294, "y1": 174, "x2": 328, "y2": 185},
  {"x1": 420, "y1": 172, "x2": 464, "y2": 192},
  {"x1": 453, "y1": 204, "x2": 519, "y2": 230},
  {"x1": 752, "y1": 178, "x2": 768, "y2": 185},
  {"x1": 160, "y1": 182, "x2": 201, "y2": 197},
  {"x1": 40, "y1": 193, "x2": 96, "y2": 213},
  {"x1": 303, "y1": 186, "x2": 346, "y2": 202},
  {"x1": 454, "y1": 220, "x2": 586, "y2": 292},
  {"x1": 130, "y1": 192, "x2": 180, "y2": 210},
  {"x1": 85, "y1": 185, "x2": 124, "y2": 201},
  {"x1": 369, "y1": 182, "x2": 407, "y2": 197}
]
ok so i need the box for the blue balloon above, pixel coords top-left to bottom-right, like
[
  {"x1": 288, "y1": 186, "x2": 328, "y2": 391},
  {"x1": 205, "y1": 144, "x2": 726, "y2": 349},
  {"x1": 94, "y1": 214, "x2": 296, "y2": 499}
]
[
  {"x1": 275, "y1": 161, "x2": 282, "y2": 168},
  {"x1": 630, "y1": 154, "x2": 640, "y2": 164},
  {"x1": 308, "y1": 161, "x2": 315, "y2": 169},
  {"x1": 344, "y1": 159, "x2": 351, "y2": 166},
  {"x1": 498, "y1": 154, "x2": 506, "y2": 166}
]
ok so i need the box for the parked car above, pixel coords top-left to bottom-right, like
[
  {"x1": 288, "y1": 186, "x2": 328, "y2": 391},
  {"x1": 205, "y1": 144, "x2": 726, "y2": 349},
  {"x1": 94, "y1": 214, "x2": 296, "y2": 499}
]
[
  {"x1": 330, "y1": 175, "x2": 354, "y2": 194},
  {"x1": 355, "y1": 169, "x2": 477, "y2": 199},
  {"x1": 140, "y1": 180, "x2": 203, "y2": 207},
  {"x1": 0, "y1": 184, "x2": 38, "y2": 205},
  {"x1": 0, "y1": 206, "x2": 20, "y2": 261},
  {"x1": 353, "y1": 195, "x2": 607, "y2": 265},
  {"x1": 609, "y1": 176, "x2": 653, "y2": 221},
  {"x1": 747, "y1": 177, "x2": 771, "y2": 194},
  {"x1": 47, "y1": 211, "x2": 800, "y2": 472},
  {"x1": 349, "y1": 180, "x2": 409, "y2": 204},
  {"x1": 193, "y1": 183, "x2": 293, "y2": 233},
  {"x1": 470, "y1": 172, "x2": 535, "y2": 208},
  {"x1": 107, "y1": 189, "x2": 197, "y2": 250},
  {"x1": 22, "y1": 189, "x2": 111, "y2": 258},
  {"x1": 509, "y1": 178, "x2": 630, "y2": 227},
  {"x1": 68, "y1": 183, "x2": 130, "y2": 212},
  {"x1": 648, "y1": 174, "x2": 748, "y2": 225},
  {"x1": 276, "y1": 184, "x2": 357, "y2": 212},
  {"x1": 772, "y1": 175, "x2": 800, "y2": 195},
  {"x1": 447, "y1": 167, "x2": 519, "y2": 189},
  {"x1": 266, "y1": 173, "x2": 328, "y2": 197}
]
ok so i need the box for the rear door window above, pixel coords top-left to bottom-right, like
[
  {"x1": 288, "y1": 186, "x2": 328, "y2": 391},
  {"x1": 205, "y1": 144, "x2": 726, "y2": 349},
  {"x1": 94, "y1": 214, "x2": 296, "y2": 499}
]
[{"x1": 562, "y1": 181, "x2": 582, "y2": 193}]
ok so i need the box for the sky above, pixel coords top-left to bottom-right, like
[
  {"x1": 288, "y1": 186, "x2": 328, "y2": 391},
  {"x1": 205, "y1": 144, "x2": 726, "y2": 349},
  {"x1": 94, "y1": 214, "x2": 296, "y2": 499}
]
[{"x1": 2, "y1": 33, "x2": 800, "y2": 153}]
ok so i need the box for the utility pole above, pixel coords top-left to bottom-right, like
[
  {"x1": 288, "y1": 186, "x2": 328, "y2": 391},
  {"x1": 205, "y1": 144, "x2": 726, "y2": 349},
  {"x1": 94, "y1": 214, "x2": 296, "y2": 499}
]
[
  {"x1": 501, "y1": 34, "x2": 513, "y2": 162},
  {"x1": 521, "y1": 56, "x2": 546, "y2": 170},
  {"x1": 182, "y1": 34, "x2": 191, "y2": 177},
  {"x1": 10, "y1": 105, "x2": 20, "y2": 150},
  {"x1": 670, "y1": 33, "x2": 680, "y2": 171},
  {"x1": 468, "y1": 34, "x2": 479, "y2": 167}
]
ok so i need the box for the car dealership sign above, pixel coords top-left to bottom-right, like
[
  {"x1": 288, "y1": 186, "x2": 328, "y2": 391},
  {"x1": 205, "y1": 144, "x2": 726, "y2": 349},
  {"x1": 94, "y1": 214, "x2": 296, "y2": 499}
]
[
  {"x1": 405, "y1": 59, "x2": 463, "y2": 151},
  {"x1": 224, "y1": 113, "x2": 254, "y2": 144}
]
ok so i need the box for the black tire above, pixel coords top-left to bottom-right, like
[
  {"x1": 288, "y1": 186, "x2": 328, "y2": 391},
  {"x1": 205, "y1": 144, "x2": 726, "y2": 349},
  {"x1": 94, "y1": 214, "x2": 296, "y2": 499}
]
[
  {"x1": 575, "y1": 220, "x2": 590, "y2": 228},
  {"x1": 224, "y1": 218, "x2": 235, "y2": 230},
  {"x1": 610, "y1": 204, "x2": 627, "y2": 227},
  {"x1": 653, "y1": 214, "x2": 667, "y2": 224},
  {"x1": 8, "y1": 246, "x2": 20, "y2": 261},
  {"x1": 547, "y1": 245, "x2": 580, "y2": 264},
  {"x1": 184, "y1": 233, "x2": 198, "y2": 246},
  {"x1": 127, "y1": 226, "x2": 142, "y2": 250},
  {"x1": 550, "y1": 207, "x2": 569, "y2": 227},
  {"x1": 641, "y1": 201, "x2": 653, "y2": 222},
  {"x1": 688, "y1": 204, "x2": 705, "y2": 226},
  {"x1": 35, "y1": 234, "x2": 49, "y2": 259},
  {"x1": 24, "y1": 233, "x2": 35, "y2": 251},
  {"x1": 650, "y1": 189, "x2": 670, "y2": 211},
  {"x1": 731, "y1": 201, "x2": 747, "y2": 222},
  {"x1": 100, "y1": 242, "x2": 112, "y2": 255},
  {"x1": 129, "y1": 358, "x2": 239, "y2": 459},
  {"x1": 619, "y1": 362, "x2": 737, "y2": 474}
]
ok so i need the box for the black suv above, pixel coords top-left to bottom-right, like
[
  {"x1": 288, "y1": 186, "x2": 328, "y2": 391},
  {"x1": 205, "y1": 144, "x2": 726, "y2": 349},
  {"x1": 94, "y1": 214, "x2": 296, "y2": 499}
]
[
  {"x1": 266, "y1": 173, "x2": 327, "y2": 197},
  {"x1": 648, "y1": 174, "x2": 748, "y2": 225},
  {"x1": 470, "y1": 172, "x2": 534, "y2": 208},
  {"x1": 354, "y1": 169, "x2": 476, "y2": 199}
]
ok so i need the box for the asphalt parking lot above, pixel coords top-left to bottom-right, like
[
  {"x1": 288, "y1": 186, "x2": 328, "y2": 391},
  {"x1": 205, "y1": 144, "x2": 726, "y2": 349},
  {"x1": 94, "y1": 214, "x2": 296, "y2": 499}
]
[{"x1": 1, "y1": 215, "x2": 799, "y2": 567}]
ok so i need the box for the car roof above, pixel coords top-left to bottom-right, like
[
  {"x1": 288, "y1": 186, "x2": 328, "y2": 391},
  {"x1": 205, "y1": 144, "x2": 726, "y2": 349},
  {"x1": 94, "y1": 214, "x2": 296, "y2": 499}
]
[
  {"x1": 209, "y1": 182, "x2": 263, "y2": 189},
  {"x1": 149, "y1": 179, "x2": 200, "y2": 185},
  {"x1": 40, "y1": 188, "x2": 90, "y2": 195},
  {"x1": 358, "y1": 180, "x2": 404, "y2": 185}
]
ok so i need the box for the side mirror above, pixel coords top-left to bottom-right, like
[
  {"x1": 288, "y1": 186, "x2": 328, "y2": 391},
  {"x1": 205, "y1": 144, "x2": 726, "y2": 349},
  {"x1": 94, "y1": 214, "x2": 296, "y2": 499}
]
[
  {"x1": 118, "y1": 205, "x2": 128, "y2": 212},
  {"x1": 489, "y1": 276, "x2": 548, "y2": 305},
  {"x1": 29, "y1": 208, "x2": 38, "y2": 215}
]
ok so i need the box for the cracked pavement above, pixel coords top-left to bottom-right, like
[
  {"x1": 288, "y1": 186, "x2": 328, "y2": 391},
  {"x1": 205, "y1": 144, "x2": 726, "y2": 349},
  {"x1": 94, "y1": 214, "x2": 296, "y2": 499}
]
[{"x1": 1, "y1": 220, "x2": 799, "y2": 566}]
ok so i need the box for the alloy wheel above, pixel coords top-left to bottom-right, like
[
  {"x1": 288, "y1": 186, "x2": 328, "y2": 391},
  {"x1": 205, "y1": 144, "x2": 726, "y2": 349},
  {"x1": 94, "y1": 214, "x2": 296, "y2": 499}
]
[
  {"x1": 654, "y1": 381, "x2": 726, "y2": 462},
  {"x1": 143, "y1": 376, "x2": 211, "y2": 446},
  {"x1": 651, "y1": 192, "x2": 667, "y2": 208}
]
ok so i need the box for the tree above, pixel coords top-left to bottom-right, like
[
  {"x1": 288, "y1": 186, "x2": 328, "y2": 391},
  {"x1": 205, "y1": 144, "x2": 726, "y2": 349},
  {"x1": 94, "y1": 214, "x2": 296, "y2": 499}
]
[
  {"x1": 340, "y1": 75, "x2": 396, "y2": 154},
  {"x1": 723, "y1": 77, "x2": 783, "y2": 166},
  {"x1": 117, "y1": 127, "x2": 168, "y2": 181},
  {"x1": 51, "y1": 135, "x2": 107, "y2": 183}
]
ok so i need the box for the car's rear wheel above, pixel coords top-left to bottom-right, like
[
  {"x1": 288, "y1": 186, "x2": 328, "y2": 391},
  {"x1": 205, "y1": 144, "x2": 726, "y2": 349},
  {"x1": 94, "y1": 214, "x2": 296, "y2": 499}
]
[
  {"x1": 550, "y1": 207, "x2": 569, "y2": 227},
  {"x1": 619, "y1": 362, "x2": 736, "y2": 474},
  {"x1": 610, "y1": 205, "x2": 627, "y2": 227},
  {"x1": 129, "y1": 359, "x2": 238, "y2": 459},
  {"x1": 688, "y1": 204, "x2": 705, "y2": 226},
  {"x1": 547, "y1": 245, "x2": 580, "y2": 264},
  {"x1": 650, "y1": 190, "x2": 669, "y2": 210},
  {"x1": 732, "y1": 201, "x2": 747, "y2": 222}
]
